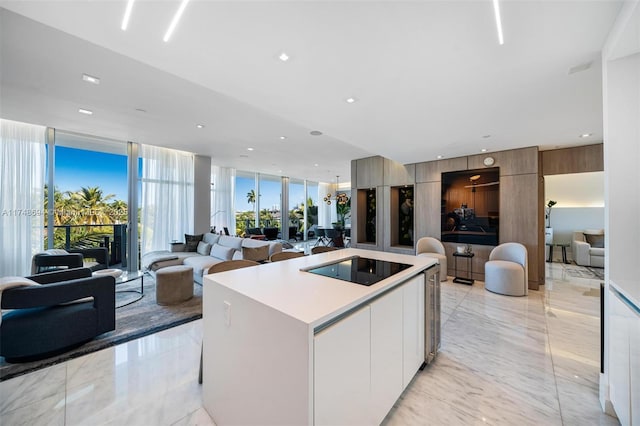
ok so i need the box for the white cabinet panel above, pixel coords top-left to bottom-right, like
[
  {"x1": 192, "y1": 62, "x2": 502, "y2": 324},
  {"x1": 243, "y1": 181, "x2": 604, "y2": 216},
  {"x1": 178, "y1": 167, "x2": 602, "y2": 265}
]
[
  {"x1": 314, "y1": 307, "x2": 371, "y2": 426},
  {"x1": 370, "y1": 287, "x2": 404, "y2": 424},
  {"x1": 631, "y1": 312, "x2": 640, "y2": 425},
  {"x1": 610, "y1": 293, "x2": 631, "y2": 426},
  {"x1": 403, "y1": 275, "x2": 426, "y2": 387}
]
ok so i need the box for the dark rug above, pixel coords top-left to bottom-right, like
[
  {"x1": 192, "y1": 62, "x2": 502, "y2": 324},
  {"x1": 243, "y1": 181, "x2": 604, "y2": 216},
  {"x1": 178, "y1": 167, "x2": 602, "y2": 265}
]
[
  {"x1": 0, "y1": 277, "x2": 202, "y2": 381},
  {"x1": 564, "y1": 264, "x2": 605, "y2": 281}
]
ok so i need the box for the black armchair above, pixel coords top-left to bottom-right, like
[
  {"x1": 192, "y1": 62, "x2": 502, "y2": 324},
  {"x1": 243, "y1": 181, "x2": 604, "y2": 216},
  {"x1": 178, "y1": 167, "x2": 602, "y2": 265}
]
[
  {"x1": 1, "y1": 268, "x2": 116, "y2": 363},
  {"x1": 32, "y1": 247, "x2": 109, "y2": 274}
]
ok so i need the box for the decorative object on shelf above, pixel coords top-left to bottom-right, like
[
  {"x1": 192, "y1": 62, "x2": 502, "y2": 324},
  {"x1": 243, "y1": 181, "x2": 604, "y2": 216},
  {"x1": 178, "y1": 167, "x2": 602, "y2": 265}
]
[
  {"x1": 545, "y1": 200, "x2": 557, "y2": 228},
  {"x1": 365, "y1": 188, "x2": 376, "y2": 243},
  {"x1": 397, "y1": 186, "x2": 413, "y2": 246}
]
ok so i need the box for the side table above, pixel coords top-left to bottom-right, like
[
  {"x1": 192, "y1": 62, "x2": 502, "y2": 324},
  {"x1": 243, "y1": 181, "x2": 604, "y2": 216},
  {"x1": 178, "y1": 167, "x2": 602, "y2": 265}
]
[
  {"x1": 546, "y1": 242, "x2": 570, "y2": 264},
  {"x1": 453, "y1": 252, "x2": 474, "y2": 285}
]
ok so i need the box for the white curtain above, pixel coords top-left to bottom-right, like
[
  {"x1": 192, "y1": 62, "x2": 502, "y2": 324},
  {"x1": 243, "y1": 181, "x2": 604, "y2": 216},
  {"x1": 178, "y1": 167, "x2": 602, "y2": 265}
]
[
  {"x1": 140, "y1": 144, "x2": 194, "y2": 254},
  {"x1": 0, "y1": 119, "x2": 46, "y2": 276},
  {"x1": 211, "y1": 165, "x2": 236, "y2": 235},
  {"x1": 318, "y1": 182, "x2": 336, "y2": 228}
]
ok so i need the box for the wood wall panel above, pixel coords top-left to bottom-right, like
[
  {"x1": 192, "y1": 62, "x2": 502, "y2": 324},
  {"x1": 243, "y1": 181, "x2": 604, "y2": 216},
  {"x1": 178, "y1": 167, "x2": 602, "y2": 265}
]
[
  {"x1": 500, "y1": 173, "x2": 541, "y2": 289},
  {"x1": 414, "y1": 182, "x2": 441, "y2": 241},
  {"x1": 468, "y1": 146, "x2": 538, "y2": 176},
  {"x1": 443, "y1": 243, "x2": 493, "y2": 281},
  {"x1": 356, "y1": 156, "x2": 384, "y2": 188},
  {"x1": 384, "y1": 159, "x2": 415, "y2": 186},
  {"x1": 415, "y1": 157, "x2": 468, "y2": 183},
  {"x1": 541, "y1": 143, "x2": 603, "y2": 175}
]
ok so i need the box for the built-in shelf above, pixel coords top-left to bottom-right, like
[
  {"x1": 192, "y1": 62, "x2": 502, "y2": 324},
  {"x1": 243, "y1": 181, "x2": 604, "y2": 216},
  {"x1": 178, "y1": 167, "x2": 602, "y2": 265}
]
[
  {"x1": 390, "y1": 185, "x2": 414, "y2": 248},
  {"x1": 357, "y1": 188, "x2": 377, "y2": 244}
]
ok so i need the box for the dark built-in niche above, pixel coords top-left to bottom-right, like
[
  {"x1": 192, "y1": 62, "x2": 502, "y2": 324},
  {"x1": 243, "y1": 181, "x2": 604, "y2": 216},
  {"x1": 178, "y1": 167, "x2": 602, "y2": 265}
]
[
  {"x1": 390, "y1": 185, "x2": 413, "y2": 247},
  {"x1": 441, "y1": 168, "x2": 499, "y2": 246},
  {"x1": 357, "y1": 188, "x2": 377, "y2": 244}
]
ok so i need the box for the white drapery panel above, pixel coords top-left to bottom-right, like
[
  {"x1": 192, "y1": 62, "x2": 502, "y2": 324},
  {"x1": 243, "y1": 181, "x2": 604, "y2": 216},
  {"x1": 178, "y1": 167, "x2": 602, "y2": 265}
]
[
  {"x1": 0, "y1": 119, "x2": 46, "y2": 276},
  {"x1": 140, "y1": 144, "x2": 194, "y2": 254},
  {"x1": 211, "y1": 165, "x2": 236, "y2": 235}
]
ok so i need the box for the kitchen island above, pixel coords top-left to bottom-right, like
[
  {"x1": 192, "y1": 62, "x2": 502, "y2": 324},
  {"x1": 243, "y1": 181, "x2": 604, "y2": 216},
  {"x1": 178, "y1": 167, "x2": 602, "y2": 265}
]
[{"x1": 202, "y1": 248, "x2": 439, "y2": 425}]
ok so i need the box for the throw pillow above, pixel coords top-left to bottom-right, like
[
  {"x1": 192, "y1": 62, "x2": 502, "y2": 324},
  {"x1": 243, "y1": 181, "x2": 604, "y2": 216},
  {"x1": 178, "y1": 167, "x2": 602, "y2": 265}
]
[
  {"x1": 584, "y1": 233, "x2": 605, "y2": 248},
  {"x1": 242, "y1": 245, "x2": 269, "y2": 262},
  {"x1": 210, "y1": 243, "x2": 235, "y2": 261},
  {"x1": 185, "y1": 234, "x2": 204, "y2": 252},
  {"x1": 196, "y1": 241, "x2": 212, "y2": 256}
]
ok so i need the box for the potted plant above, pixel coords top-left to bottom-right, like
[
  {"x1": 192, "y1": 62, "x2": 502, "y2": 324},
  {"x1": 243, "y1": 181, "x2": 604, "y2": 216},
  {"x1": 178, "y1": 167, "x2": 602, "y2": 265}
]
[{"x1": 545, "y1": 200, "x2": 557, "y2": 244}]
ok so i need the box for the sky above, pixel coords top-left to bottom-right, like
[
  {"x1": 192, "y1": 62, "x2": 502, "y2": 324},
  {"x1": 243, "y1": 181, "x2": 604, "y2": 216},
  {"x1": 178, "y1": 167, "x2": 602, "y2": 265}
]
[
  {"x1": 53, "y1": 146, "x2": 128, "y2": 201},
  {"x1": 54, "y1": 146, "x2": 287, "y2": 209}
]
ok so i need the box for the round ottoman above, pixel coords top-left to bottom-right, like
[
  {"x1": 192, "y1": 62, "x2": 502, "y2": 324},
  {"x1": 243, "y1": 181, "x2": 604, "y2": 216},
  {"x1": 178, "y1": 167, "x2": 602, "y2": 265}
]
[{"x1": 155, "y1": 265, "x2": 194, "y2": 305}]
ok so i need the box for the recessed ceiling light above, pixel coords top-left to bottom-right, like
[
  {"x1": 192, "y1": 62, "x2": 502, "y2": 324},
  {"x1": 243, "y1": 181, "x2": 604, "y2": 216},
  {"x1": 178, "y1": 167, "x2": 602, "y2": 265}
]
[
  {"x1": 310, "y1": 130, "x2": 323, "y2": 136},
  {"x1": 277, "y1": 170, "x2": 282, "y2": 173},
  {"x1": 437, "y1": 155, "x2": 443, "y2": 159},
  {"x1": 247, "y1": 147, "x2": 254, "y2": 151},
  {"x1": 492, "y1": 0, "x2": 504, "y2": 45},
  {"x1": 121, "y1": 0, "x2": 135, "y2": 31},
  {"x1": 135, "y1": 108, "x2": 147, "y2": 113},
  {"x1": 346, "y1": 97, "x2": 356, "y2": 103},
  {"x1": 481, "y1": 148, "x2": 488, "y2": 152},
  {"x1": 196, "y1": 124, "x2": 204, "y2": 129},
  {"x1": 78, "y1": 108, "x2": 93, "y2": 115},
  {"x1": 314, "y1": 163, "x2": 319, "y2": 167},
  {"x1": 279, "y1": 52, "x2": 290, "y2": 62},
  {"x1": 280, "y1": 136, "x2": 286, "y2": 140},
  {"x1": 580, "y1": 133, "x2": 592, "y2": 138},
  {"x1": 163, "y1": 0, "x2": 190, "y2": 42},
  {"x1": 82, "y1": 74, "x2": 100, "y2": 84},
  {"x1": 482, "y1": 135, "x2": 491, "y2": 138}
]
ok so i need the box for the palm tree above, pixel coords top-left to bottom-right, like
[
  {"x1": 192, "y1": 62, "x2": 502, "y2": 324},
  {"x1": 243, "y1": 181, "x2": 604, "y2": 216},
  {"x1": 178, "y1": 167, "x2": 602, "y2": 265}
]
[
  {"x1": 71, "y1": 186, "x2": 115, "y2": 225},
  {"x1": 109, "y1": 200, "x2": 128, "y2": 224},
  {"x1": 246, "y1": 189, "x2": 256, "y2": 206}
]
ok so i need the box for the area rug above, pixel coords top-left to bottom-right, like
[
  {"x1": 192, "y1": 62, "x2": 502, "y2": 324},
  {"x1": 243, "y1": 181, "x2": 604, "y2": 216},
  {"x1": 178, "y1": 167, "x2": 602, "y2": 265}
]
[
  {"x1": 564, "y1": 264, "x2": 605, "y2": 281},
  {"x1": 0, "y1": 277, "x2": 202, "y2": 382}
]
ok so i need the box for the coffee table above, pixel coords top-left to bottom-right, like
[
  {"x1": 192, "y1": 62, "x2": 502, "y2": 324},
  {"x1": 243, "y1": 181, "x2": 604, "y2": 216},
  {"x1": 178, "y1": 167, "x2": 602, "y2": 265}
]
[{"x1": 115, "y1": 270, "x2": 146, "y2": 308}]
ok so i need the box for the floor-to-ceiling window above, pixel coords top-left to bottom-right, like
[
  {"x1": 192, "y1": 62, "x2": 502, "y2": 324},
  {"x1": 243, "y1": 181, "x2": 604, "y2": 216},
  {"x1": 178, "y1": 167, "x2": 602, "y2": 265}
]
[
  {"x1": 235, "y1": 171, "x2": 257, "y2": 236},
  {"x1": 258, "y1": 173, "x2": 281, "y2": 230},
  {"x1": 289, "y1": 178, "x2": 305, "y2": 239},
  {"x1": 48, "y1": 131, "x2": 130, "y2": 266},
  {"x1": 307, "y1": 181, "x2": 319, "y2": 238}
]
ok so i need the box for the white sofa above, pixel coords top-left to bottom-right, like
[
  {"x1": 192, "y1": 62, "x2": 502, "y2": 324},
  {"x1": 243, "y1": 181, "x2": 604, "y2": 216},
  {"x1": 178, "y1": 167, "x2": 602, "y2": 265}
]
[
  {"x1": 572, "y1": 230, "x2": 604, "y2": 268},
  {"x1": 142, "y1": 233, "x2": 282, "y2": 284}
]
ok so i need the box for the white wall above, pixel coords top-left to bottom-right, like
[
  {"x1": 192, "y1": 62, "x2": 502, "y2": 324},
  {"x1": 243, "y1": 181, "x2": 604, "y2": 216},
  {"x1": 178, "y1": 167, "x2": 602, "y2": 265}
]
[
  {"x1": 545, "y1": 172, "x2": 605, "y2": 260},
  {"x1": 545, "y1": 172, "x2": 604, "y2": 207}
]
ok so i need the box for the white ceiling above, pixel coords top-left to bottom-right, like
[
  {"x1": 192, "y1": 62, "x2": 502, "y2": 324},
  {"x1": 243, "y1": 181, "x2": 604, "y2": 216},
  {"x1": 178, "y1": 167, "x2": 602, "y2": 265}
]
[{"x1": 0, "y1": 1, "x2": 622, "y2": 184}]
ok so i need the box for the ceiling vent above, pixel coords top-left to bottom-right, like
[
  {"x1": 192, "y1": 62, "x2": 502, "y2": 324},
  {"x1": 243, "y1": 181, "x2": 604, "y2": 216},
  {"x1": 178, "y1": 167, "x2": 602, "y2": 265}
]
[{"x1": 568, "y1": 61, "x2": 593, "y2": 75}]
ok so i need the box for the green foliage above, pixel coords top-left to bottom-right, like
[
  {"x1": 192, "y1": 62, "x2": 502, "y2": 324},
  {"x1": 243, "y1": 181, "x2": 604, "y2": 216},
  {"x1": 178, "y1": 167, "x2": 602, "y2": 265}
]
[{"x1": 43, "y1": 185, "x2": 126, "y2": 249}]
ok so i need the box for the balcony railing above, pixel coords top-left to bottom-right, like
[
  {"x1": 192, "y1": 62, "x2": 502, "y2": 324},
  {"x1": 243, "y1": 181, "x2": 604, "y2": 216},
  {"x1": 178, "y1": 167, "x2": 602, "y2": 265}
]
[{"x1": 46, "y1": 224, "x2": 128, "y2": 266}]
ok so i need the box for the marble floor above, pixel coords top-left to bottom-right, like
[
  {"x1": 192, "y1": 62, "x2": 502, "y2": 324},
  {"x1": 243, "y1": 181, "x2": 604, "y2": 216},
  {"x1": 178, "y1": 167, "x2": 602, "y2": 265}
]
[{"x1": 0, "y1": 262, "x2": 619, "y2": 425}]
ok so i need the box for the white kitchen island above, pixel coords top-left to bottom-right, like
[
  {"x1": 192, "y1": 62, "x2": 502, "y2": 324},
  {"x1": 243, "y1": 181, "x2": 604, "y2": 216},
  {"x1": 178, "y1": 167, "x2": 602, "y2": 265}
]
[{"x1": 202, "y1": 248, "x2": 439, "y2": 425}]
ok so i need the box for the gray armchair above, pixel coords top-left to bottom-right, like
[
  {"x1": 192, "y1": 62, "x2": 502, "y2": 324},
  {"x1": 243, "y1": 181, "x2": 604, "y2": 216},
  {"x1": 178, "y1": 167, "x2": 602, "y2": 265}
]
[
  {"x1": 32, "y1": 247, "x2": 109, "y2": 274},
  {"x1": 1, "y1": 268, "x2": 116, "y2": 363}
]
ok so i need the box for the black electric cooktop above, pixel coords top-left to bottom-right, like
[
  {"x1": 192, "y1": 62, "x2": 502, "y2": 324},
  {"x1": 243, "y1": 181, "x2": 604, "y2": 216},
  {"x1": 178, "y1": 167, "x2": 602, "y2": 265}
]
[{"x1": 304, "y1": 256, "x2": 412, "y2": 286}]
